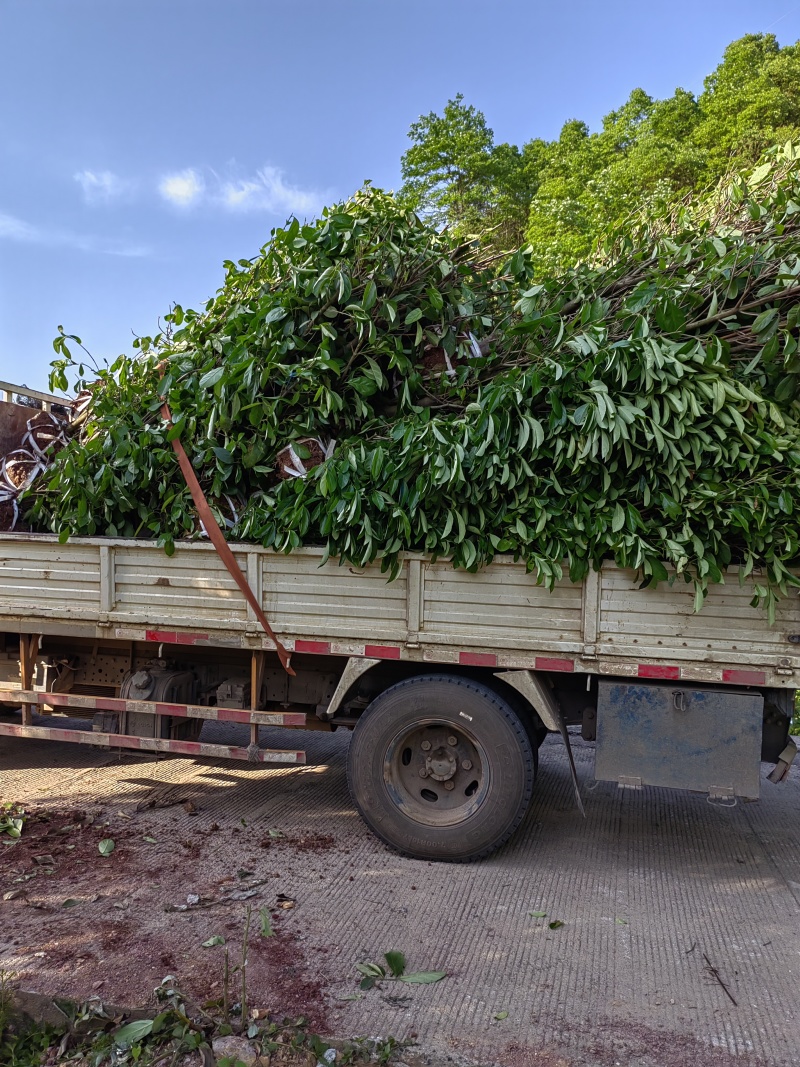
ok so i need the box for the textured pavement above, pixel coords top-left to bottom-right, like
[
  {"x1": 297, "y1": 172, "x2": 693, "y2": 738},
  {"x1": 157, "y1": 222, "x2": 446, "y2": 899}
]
[{"x1": 2, "y1": 712, "x2": 800, "y2": 1066}]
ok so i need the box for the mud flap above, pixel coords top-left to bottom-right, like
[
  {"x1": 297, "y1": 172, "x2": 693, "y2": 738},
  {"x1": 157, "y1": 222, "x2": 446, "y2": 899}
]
[{"x1": 768, "y1": 738, "x2": 798, "y2": 784}]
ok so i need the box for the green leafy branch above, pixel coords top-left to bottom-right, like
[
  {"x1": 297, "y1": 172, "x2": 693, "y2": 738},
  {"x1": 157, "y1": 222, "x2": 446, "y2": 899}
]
[{"x1": 356, "y1": 951, "x2": 447, "y2": 990}]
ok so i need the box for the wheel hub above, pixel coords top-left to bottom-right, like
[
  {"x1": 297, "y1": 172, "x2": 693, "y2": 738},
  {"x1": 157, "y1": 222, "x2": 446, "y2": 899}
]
[
  {"x1": 425, "y1": 746, "x2": 457, "y2": 781},
  {"x1": 383, "y1": 717, "x2": 489, "y2": 827}
]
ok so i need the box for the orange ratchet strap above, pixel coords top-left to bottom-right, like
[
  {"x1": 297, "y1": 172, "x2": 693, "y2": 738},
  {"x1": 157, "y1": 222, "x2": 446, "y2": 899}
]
[{"x1": 160, "y1": 397, "x2": 295, "y2": 676}]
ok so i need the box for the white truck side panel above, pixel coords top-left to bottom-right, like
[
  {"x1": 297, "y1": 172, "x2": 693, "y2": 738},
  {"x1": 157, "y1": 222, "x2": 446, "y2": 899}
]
[{"x1": 0, "y1": 533, "x2": 797, "y2": 686}]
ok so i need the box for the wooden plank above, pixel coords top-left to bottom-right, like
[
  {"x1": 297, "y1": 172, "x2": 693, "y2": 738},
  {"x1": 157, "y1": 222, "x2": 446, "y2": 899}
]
[
  {"x1": 407, "y1": 558, "x2": 423, "y2": 640},
  {"x1": 99, "y1": 545, "x2": 115, "y2": 613},
  {"x1": 18, "y1": 636, "x2": 38, "y2": 726}
]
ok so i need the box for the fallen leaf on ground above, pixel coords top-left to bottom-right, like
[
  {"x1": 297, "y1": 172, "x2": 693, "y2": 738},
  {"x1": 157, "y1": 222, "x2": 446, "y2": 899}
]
[{"x1": 259, "y1": 908, "x2": 273, "y2": 938}]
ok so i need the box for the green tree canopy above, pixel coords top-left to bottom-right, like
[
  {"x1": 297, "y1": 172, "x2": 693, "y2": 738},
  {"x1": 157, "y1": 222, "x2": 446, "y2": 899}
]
[{"x1": 399, "y1": 33, "x2": 800, "y2": 273}]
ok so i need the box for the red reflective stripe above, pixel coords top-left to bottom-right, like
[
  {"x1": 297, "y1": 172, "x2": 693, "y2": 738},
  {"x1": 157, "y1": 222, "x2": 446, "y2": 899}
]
[
  {"x1": 175, "y1": 632, "x2": 209, "y2": 645},
  {"x1": 295, "y1": 640, "x2": 331, "y2": 655},
  {"x1": 459, "y1": 651, "x2": 497, "y2": 667},
  {"x1": 722, "y1": 669, "x2": 766, "y2": 686},
  {"x1": 45, "y1": 692, "x2": 128, "y2": 712},
  {"x1": 535, "y1": 657, "x2": 574, "y2": 673},
  {"x1": 638, "y1": 664, "x2": 680, "y2": 680},
  {"x1": 145, "y1": 630, "x2": 208, "y2": 645},
  {"x1": 365, "y1": 644, "x2": 401, "y2": 660}
]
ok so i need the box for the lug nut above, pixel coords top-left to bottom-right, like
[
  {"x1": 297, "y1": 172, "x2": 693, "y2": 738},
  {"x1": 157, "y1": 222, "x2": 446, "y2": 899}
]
[
  {"x1": 447, "y1": 736, "x2": 458, "y2": 746},
  {"x1": 461, "y1": 759, "x2": 472, "y2": 771},
  {"x1": 418, "y1": 768, "x2": 428, "y2": 778},
  {"x1": 421, "y1": 740, "x2": 432, "y2": 751},
  {"x1": 444, "y1": 781, "x2": 455, "y2": 790}
]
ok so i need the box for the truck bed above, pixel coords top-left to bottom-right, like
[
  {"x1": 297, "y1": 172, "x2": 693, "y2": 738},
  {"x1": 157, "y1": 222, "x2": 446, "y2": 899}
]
[{"x1": 0, "y1": 532, "x2": 797, "y2": 688}]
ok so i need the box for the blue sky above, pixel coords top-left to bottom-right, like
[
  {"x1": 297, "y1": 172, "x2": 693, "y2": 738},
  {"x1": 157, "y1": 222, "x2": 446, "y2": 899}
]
[{"x1": 1, "y1": 0, "x2": 799, "y2": 391}]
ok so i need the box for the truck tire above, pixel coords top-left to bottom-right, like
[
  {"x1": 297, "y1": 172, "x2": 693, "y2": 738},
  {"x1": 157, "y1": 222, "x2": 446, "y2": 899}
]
[{"x1": 346, "y1": 673, "x2": 535, "y2": 862}]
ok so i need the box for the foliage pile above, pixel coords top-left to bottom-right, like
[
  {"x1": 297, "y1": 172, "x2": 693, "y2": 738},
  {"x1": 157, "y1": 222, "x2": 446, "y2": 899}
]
[{"x1": 25, "y1": 146, "x2": 800, "y2": 614}]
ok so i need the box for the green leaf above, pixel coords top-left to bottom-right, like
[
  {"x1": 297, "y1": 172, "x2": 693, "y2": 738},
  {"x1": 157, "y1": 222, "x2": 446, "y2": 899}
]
[
  {"x1": 494, "y1": 1011, "x2": 509, "y2": 1021},
  {"x1": 750, "y1": 161, "x2": 772, "y2": 185},
  {"x1": 384, "y1": 950, "x2": 406, "y2": 977},
  {"x1": 751, "y1": 308, "x2": 779, "y2": 336},
  {"x1": 259, "y1": 908, "x2": 273, "y2": 938},
  {"x1": 362, "y1": 280, "x2": 377, "y2": 310},
  {"x1": 529, "y1": 911, "x2": 547, "y2": 918},
  {"x1": 626, "y1": 283, "x2": 657, "y2": 313},
  {"x1": 198, "y1": 366, "x2": 224, "y2": 389},
  {"x1": 113, "y1": 1020, "x2": 154, "y2": 1047},
  {"x1": 202, "y1": 935, "x2": 225, "y2": 947},
  {"x1": 398, "y1": 971, "x2": 447, "y2": 984},
  {"x1": 548, "y1": 920, "x2": 564, "y2": 930},
  {"x1": 98, "y1": 838, "x2": 115, "y2": 856},
  {"x1": 404, "y1": 308, "x2": 423, "y2": 325}
]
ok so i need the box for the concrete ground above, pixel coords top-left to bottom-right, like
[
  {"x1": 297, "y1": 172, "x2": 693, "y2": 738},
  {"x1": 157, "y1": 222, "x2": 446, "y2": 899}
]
[{"x1": 1, "y1": 711, "x2": 800, "y2": 1067}]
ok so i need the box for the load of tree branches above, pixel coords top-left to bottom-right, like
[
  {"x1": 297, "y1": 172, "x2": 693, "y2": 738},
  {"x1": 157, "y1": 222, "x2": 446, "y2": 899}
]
[{"x1": 25, "y1": 146, "x2": 800, "y2": 616}]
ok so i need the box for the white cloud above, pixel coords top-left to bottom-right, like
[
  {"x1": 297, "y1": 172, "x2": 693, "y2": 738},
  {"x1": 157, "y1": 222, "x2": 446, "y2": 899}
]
[
  {"x1": 159, "y1": 168, "x2": 205, "y2": 207},
  {"x1": 156, "y1": 163, "x2": 326, "y2": 217},
  {"x1": 219, "y1": 165, "x2": 323, "y2": 216},
  {"x1": 74, "y1": 169, "x2": 130, "y2": 203},
  {"x1": 0, "y1": 213, "x2": 37, "y2": 241},
  {"x1": 0, "y1": 210, "x2": 149, "y2": 257}
]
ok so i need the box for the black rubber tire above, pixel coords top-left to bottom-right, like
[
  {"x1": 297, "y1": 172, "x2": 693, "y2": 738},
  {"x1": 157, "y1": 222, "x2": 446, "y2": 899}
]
[{"x1": 347, "y1": 673, "x2": 535, "y2": 862}]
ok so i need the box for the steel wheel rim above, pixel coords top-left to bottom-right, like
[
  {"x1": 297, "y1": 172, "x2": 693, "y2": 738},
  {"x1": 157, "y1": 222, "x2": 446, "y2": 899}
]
[{"x1": 383, "y1": 716, "x2": 490, "y2": 827}]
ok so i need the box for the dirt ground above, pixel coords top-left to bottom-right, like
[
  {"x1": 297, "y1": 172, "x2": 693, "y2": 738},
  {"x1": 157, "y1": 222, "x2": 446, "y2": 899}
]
[
  {"x1": 1, "y1": 804, "x2": 332, "y2": 1029},
  {"x1": 2, "y1": 712, "x2": 800, "y2": 1067}
]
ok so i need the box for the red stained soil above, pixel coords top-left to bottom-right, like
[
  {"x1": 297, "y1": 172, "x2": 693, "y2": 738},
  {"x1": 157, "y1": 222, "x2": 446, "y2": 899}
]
[{"x1": 0, "y1": 805, "x2": 331, "y2": 1030}]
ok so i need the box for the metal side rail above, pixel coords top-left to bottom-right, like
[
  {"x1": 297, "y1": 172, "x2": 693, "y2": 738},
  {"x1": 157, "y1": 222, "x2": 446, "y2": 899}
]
[{"x1": 0, "y1": 689, "x2": 307, "y2": 764}]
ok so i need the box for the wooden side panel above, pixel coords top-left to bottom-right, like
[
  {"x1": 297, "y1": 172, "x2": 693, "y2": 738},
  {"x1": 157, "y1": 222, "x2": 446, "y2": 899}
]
[
  {"x1": 598, "y1": 564, "x2": 800, "y2": 659},
  {"x1": 0, "y1": 535, "x2": 797, "y2": 682},
  {"x1": 113, "y1": 546, "x2": 250, "y2": 627},
  {"x1": 263, "y1": 553, "x2": 409, "y2": 641},
  {"x1": 0, "y1": 539, "x2": 101, "y2": 616},
  {"x1": 423, "y1": 560, "x2": 584, "y2": 651}
]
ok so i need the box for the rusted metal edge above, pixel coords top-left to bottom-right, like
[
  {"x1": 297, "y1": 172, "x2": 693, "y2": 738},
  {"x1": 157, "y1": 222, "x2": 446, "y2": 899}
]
[
  {"x1": 0, "y1": 722, "x2": 306, "y2": 763},
  {"x1": 0, "y1": 689, "x2": 306, "y2": 727}
]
